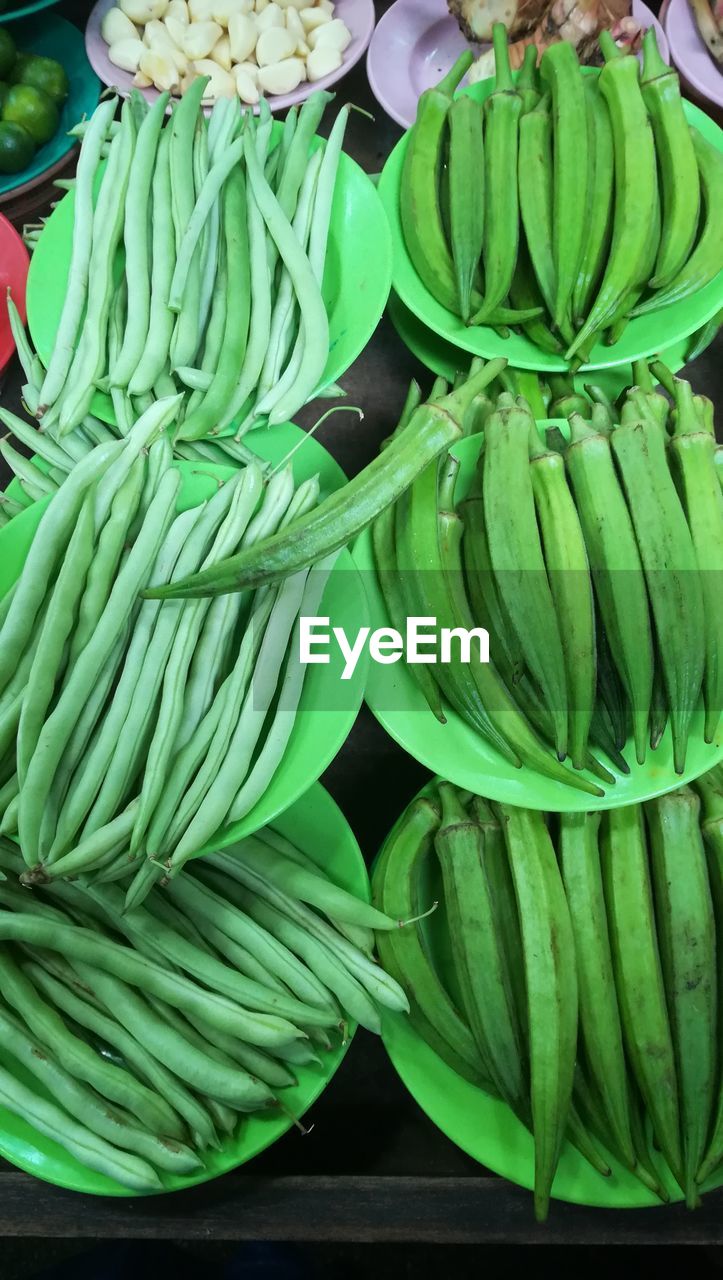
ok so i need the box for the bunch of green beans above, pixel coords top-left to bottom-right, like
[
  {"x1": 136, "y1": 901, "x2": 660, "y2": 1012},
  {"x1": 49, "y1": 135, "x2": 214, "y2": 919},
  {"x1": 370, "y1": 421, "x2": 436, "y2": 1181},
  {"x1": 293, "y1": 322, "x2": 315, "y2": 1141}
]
[
  {"x1": 0, "y1": 401, "x2": 341, "y2": 907},
  {"x1": 0, "y1": 823, "x2": 407, "y2": 1191},
  {"x1": 25, "y1": 83, "x2": 346, "y2": 444}
]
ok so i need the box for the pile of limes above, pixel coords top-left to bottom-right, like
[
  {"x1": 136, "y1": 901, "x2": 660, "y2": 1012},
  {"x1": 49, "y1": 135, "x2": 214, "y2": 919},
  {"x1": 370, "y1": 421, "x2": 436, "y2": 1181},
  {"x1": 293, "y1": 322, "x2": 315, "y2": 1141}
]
[{"x1": 0, "y1": 28, "x2": 68, "y2": 175}]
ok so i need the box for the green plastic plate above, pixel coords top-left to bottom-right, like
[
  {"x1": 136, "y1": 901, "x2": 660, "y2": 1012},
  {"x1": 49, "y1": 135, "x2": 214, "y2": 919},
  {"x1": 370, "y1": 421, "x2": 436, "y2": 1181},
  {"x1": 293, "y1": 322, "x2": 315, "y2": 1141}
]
[
  {"x1": 0, "y1": 433, "x2": 369, "y2": 842},
  {"x1": 378, "y1": 72, "x2": 723, "y2": 373},
  {"x1": 0, "y1": 782, "x2": 365, "y2": 1196},
  {"x1": 352, "y1": 428, "x2": 723, "y2": 811},
  {"x1": 26, "y1": 131, "x2": 391, "y2": 433},
  {"x1": 0, "y1": 14, "x2": 100, "y2": 198},
  {"x1": 379, "y1": 779, "x2": 723, "y2": 1209},
  {"x1": 386, "y1": 290, "x2": 694, "y2": 392}
]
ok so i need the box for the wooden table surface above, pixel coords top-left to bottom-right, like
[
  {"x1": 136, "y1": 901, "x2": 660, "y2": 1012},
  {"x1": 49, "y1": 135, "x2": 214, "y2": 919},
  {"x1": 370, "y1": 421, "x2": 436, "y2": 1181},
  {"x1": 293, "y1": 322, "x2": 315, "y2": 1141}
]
[{"x1": 0, "y1": 0, "x2": 722, "y2": 1245}]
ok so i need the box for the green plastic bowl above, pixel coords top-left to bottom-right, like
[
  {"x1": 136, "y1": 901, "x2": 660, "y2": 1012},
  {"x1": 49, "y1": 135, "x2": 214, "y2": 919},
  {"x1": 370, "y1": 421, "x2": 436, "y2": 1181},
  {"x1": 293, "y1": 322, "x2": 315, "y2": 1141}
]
[
  {"x1": 378, "y1": 72, "x2": 723, "y2": 373},
  {"x1": 0, "y1": 433, "x2": 369, "y2": 843},
  {"x1": 386, "y1": 290, "x2": 695, "y2": 392},
  {"x1": 26, "y1": 132, "x2": 391, "y2": 434},
  {"x1": 352, "y1": 427, "x2": 723, "y2": 812},
  {"x1": 378, "y1": 781, "x2": 723, "y2": 1209},
  {"x1": 0, "y1": 782, "x2": 365, "y2": 1196}
]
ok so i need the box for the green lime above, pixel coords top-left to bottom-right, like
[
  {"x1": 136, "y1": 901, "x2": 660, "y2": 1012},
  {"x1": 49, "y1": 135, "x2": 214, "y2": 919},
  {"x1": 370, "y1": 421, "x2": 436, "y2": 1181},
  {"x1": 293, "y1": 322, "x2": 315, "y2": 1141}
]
[
  {"x1": 0, "y1": 83, "x2": 8, "y2": 113},
  {"x1": 2, "y1": 84, "x2": 59, "y2": 147},
  {"x1": 0, "y1": 28, "x2": 15, "y2": 80},
  {"x1": 15, "y1": 56, "x2": 69, "y2": 107},
  {"x1": 0, "y1": 121, "x2": 35, "y2": 174},
  {"x1": 8, "y1": 52, "x2": 33, "y2": 85}
]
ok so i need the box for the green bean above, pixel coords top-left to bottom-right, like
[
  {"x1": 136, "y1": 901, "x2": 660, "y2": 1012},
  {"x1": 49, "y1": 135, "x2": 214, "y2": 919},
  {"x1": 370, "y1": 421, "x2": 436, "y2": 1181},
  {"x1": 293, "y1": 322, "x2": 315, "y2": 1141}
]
[
  {"x1": 209, "y1": 851, "x2": 408, "y2": 1013},
  {"x1": 25, "y1": 961, "x2": 217, "y2": 1149},
  {"x1": 128, "y1": 128, "x2": 175, "y2": 396},
  {"x1": 146, "y1": 590, "x2": 275, "y2": 859},
  {"x1": 107, "y1": 284, "x2": 133, "y2": 435},
  {"x1": 52, "y1": 508, "x2": 202, "y2": 856},
  {"x1": 142, "y1": 998, "x2": 239, "y2": 1132},
  {"x1": 168, "y1": 80, "x2": 209, "y2": 372},
  {"x1": 0, "y1": 913, "x2": 304, "y2": 1047},
  {"x1": 166, "y1": 570, "x2": 309, "y2": 873},
  {"x1": 176, "y1": 367, "x2": 212, "y2": 392},
  {"x1": 169, "y1": 132, "x2": 246, "y2": 312},
  {"x1": 111, "y1": 92, "x2": 169, "y2": 389},
  {"x1": 169, "y1": 871, "x2": 339, "y2": 1015},
  {"x1": 73, "y1": 962, "x2": 273, "y2": 1110},
  {"x1": 16, "y1": 497, "x2": 95, "y2": 782},
  {"x1": 182, "y1": 246, "x2": 227, "y2": 420},
  {"x1": 129, "y1": 433, "x2": 174, "y2": 541},
  {"x1": 215, "y1": 115, "x2": 273, "y2": 437},
  {"x1": 94, "y1": 394, "x2": 182, "y2": 530},
  {"x1": 221, "y1": 831, "x2": 394, "y2": 933},
  {"x1": 67, "y1": 458, "x2": 146, "y2": 669},
  {"x1": 0, "y1": 950, "x2": 181, "y2": 1136},
  {"x1": 183, "y1": 1010, "x2": 297, "y2": 1090},
  {"x1": 6, "y1": 296, "x2": 44, "y2": 393},
  {"x1": 18, "y1": 470, "x2": 180, "y2": 865},
  {"x1": 0, "y1": 440, "x2": 57, "y2": 497},
  {"x1": 0, "y1": 1001, "x2": 201, "y2": 1175},
  {"x1": 258, "y1": 105, "x2": 350, "y2": 429},
  {"x1": 238, "y1": 893, "x2": 379, "y2": 1034},
  {"x1": 253, "y1": 148, "x2": 323, "y2": 421},
  {"x1": 0, "y1": 1057, "x2": 162, "y2": 1192},
  {"x1": 43, "y1": 627, "x2": 131, "y2": 863},
  {"x1": 239, "y1": 130, "x2": 328, "y2": 436},
  {"x1": 275, "y1": 91, "x2": 333, "y2": 231},
  {"x1": 259, "y1": 826, "x2": 373, "y2": 953},
  {"x1": 176, "y1": 165, "x2": 251, "y2": 441},
  {"x1": 57, "y1": 102, "x2": 137, "y2": 434},
  {"x1": 0, "y1": 408, "x2": 74, "y2": 474},
  {"x1": 172, "y1": 584, "x2": 245, "y2": 753},
  {"x1": 129, "y1": 469, "x2": 263, "y2": 864},
  {"x1": 44, "y1": 803, "x2": 139, "y2": 881},
  {"x1": 226, "y1": 556, "x2": 335, "y2": 824},
  {"x1": 0, "y1": 440, "x2": 123, "y2": 696},
  {"x1": 84, "y1": 879, "x2": 337, "y2": 1029},
  {"x1": 38, "y1": 98, "x2": 118, "y2": 414}
]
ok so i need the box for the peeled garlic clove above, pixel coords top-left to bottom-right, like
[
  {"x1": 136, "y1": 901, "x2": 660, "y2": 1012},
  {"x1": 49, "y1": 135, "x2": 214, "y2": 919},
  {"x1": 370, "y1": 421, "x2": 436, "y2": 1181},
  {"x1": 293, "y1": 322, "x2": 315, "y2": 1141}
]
[
  {"x1": 211, "y1": 0, "x2": 249, "y2": 22},
  {"x1": 256, "y1": 2, "x2": 284, "y2": 32},
  {"x1": 166, "y1": 0, "x2": 189, "y2": 20},
  {"x1": 193, "y1": 56, "x2": 236, "y2": 95},
  {"x1": 119, "y1": 0, "x2": 169, "y2": 21},
  {"x1": 108, "y1": 35, "x2": 145, "y2": 72},
  {"x1": 228, "y1": 11, "x2": 257, "y2": 60},
  {"x1": 139, "y1": 47, "x2": 181, "y2": 88},
  {"x1": 211, "y1": 32, "x2": 232, "y2": 67},
  {"x1": 164, "y1": 13, "x2": 188, "y2": 46},
  {"x1": 278, "y1": 0, "x2": 307, "y2": 8},
  {"x1": 256, "y1": 26, "x2": 294, "y2": 64},
  {"x1": 133, "y1": 68, "x2": 153, "y2": 85},
  {"x1": 235, "y1": 58, "x2": 259, "y2": 82},
  {"x1": 183, "y1": 18, "x2": 223, "y2": 56},
  {"x1": 306, "y1": 42, "x2": 341, "y2": 80},
  {"x1": 299, "y1": 6, "x2": 330, "y2": 31},
  {"x1": 309, "y1": 16, "x2": 350, "y2": 50},
  {"x1": 319, "y1": 0, "x2": 334, "y2": 11},
  {"x1": 285, "y1": 6, "x2": 308, "y2": 53},
  {"x1": 255, "y1": 0, "x2": 269, "y2": 11},
  {"x1": 257, "y1": 55, "x2": 304, "y2": 93},
  {"x1": 188, "y1": 0, "x2": 217, "y2": 18},
  {"x1": 102, "y1": 7, "x2": 139, "y2": 45},
  {"x1": 234, "y1": 65, "x2": 259, "y2": 102}
]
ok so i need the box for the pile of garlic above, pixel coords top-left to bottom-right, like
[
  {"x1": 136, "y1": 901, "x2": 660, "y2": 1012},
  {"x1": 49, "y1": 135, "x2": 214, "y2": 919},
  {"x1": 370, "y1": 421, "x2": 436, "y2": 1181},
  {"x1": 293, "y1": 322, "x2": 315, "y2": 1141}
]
[{"x1": 101, "y1": 0, "x2": 353, "y2": 102}]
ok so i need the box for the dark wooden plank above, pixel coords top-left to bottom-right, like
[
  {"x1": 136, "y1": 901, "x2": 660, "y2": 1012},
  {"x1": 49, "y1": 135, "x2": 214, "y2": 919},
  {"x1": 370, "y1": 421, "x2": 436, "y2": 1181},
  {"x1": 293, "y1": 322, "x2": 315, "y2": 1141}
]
[{"x1": 0, "y1": 1174, "x2": 720, "y2": 1244}]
